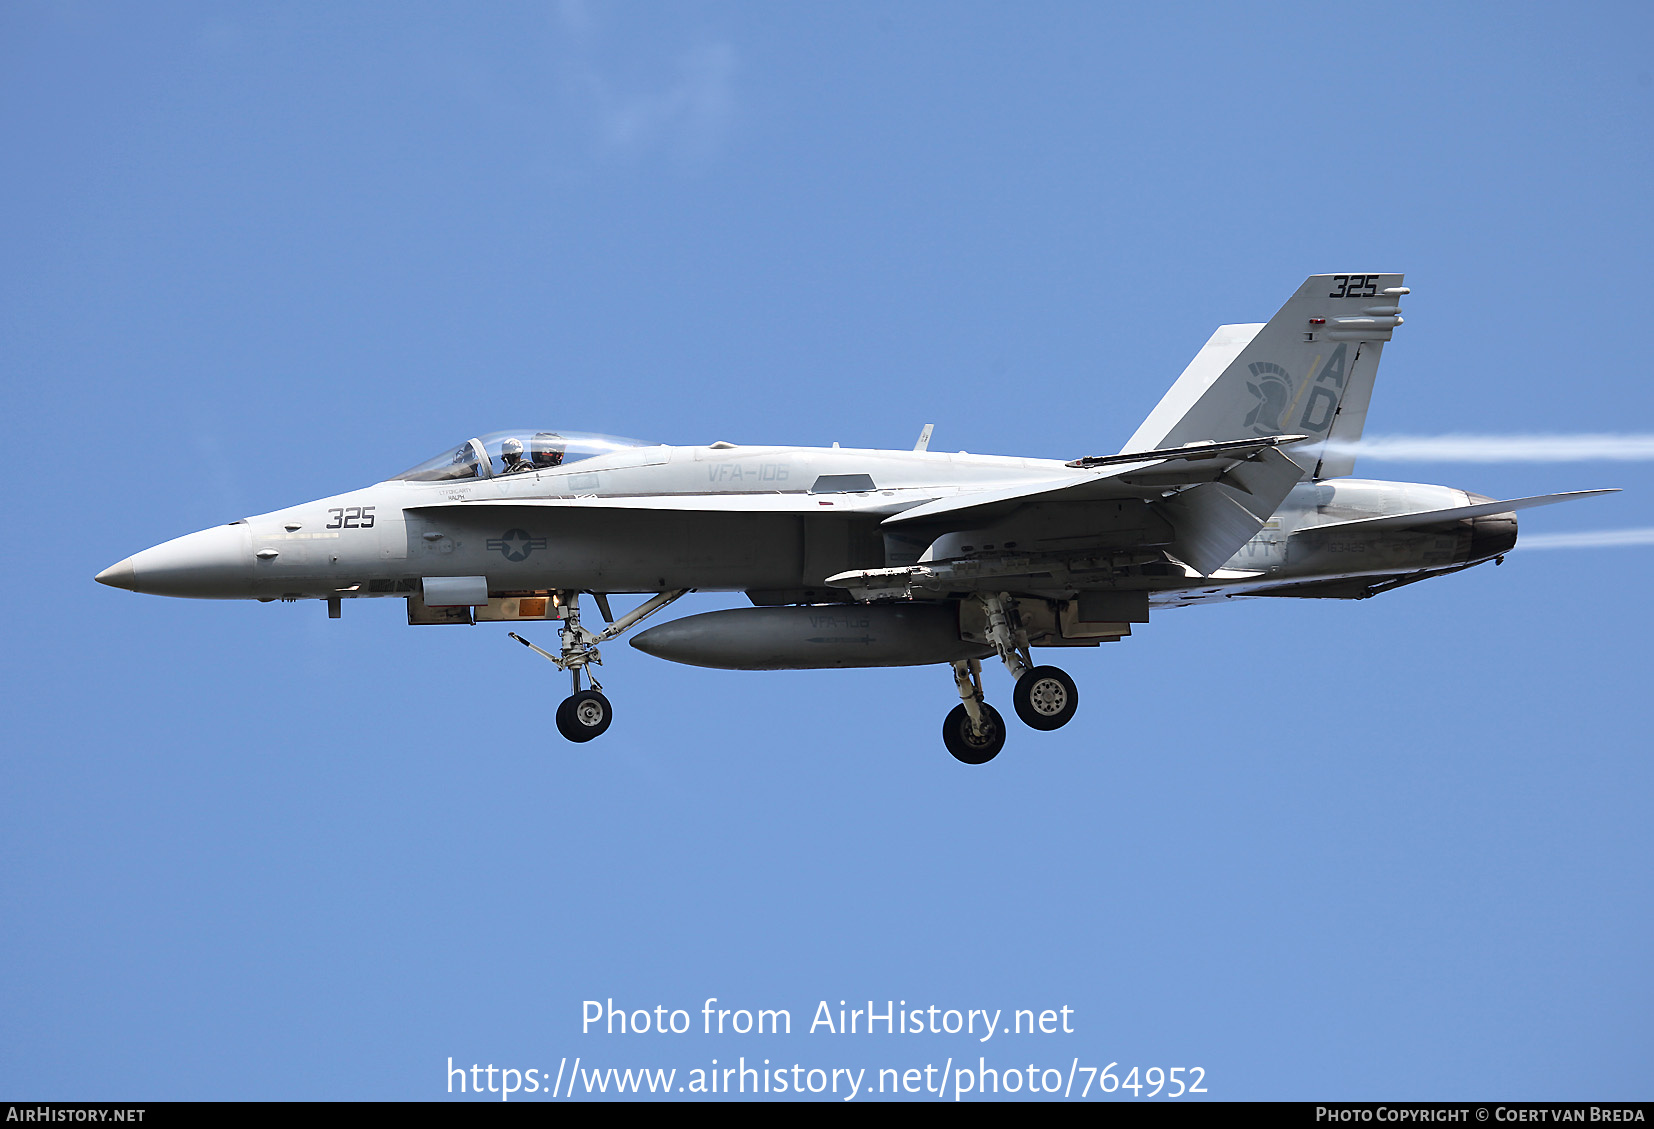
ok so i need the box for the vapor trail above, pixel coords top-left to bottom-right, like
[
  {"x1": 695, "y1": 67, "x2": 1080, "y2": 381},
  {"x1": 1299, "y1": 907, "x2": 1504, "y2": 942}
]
[
  {"x1": 1322, "y1": 434, "x2": 1654, "y2": 462},
  {"x1": 1517, "y1": 528, "x2": 1654, "y2": 550}
]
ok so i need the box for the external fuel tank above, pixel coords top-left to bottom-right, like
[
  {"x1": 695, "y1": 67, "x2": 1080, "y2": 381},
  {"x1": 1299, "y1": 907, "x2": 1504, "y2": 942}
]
[{"x1": 629, "y1": 603, "x2": 991, "y2": 670}]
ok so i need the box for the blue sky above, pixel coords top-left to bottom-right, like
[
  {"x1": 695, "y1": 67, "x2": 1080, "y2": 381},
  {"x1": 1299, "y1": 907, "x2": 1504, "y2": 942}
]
[{"x1": 3, "y1": 1, "x2": 1650, "y2": 1101}]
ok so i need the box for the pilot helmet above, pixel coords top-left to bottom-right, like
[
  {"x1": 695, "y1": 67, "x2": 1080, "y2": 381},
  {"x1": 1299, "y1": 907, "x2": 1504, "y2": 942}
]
[
  {"x1": 530, "y1": 432, "x2": 566, "y2": 466},
  {"x1": 501, "y1": 437, "x2": 524, "y2": 457}
]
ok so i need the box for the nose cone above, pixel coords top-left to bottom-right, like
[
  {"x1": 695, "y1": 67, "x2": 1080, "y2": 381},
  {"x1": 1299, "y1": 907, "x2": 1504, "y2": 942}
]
[
  {"x1": 95, "y1": 559, "x2": 138, "y2": 590},
  {"x1": 98, "y1": 524, "x2": 254, "y2": 598}
]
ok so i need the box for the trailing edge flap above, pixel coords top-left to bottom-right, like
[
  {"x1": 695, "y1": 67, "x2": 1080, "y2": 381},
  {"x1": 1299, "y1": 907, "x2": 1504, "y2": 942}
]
[
  {"x1": 1303, "y1": 490, "x2": 1620, "y2": 534},
  {"x1": 1066, "y1": 434, "x2": 1309, "y2": 471},
  {"x1": 1160, "y1": 447, "x2": 1307, "y2": 575}
]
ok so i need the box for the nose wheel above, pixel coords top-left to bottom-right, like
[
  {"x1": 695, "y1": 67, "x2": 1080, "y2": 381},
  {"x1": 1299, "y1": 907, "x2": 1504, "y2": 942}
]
[
  {"x1": 509, "y1": 588, "x2": 689, "y2": 744},
  {"x1": 556, "y1": 689, "x2": 612, "y2": 742}
]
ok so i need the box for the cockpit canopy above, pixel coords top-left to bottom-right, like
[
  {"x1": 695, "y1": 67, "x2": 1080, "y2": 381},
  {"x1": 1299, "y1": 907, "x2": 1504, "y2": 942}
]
[{"x1": 392, "y1": 430, "x2": 654, "y2": 482}]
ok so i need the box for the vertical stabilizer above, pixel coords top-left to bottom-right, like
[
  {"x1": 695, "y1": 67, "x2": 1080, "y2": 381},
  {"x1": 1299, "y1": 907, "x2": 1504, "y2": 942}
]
[{"x1": 1121, "y1": 273, "x2": 1406, "y2": 479}]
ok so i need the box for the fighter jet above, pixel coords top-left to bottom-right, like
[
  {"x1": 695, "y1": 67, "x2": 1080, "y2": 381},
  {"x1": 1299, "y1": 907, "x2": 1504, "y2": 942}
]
[{"x1": 96, "y1": 274, "x2": 1615, "y2": 763}]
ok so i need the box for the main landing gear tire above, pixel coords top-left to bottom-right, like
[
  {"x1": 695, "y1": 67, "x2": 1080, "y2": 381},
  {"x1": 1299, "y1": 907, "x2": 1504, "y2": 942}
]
[
  {"x1": 942, "y1": 703, "x2": 1007, "y2": 765},
  {"x1": 556, "y1": 690, "x2": 612, "y2": 743},
  {"x1": 1013, "y1": 665, "x2": 1079, "y2": 731}
]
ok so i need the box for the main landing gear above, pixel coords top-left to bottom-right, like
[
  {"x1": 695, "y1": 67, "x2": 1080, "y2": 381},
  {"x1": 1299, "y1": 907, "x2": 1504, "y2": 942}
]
[
  {"x1": 944, "y1": 658, "x2": 1006, "y2": 764},
  {"x1": 1014, "y1": 665, "x2": 1079, "y2": 731},
  {"x1": 510, "y1": 589, "x2": 687, "y2": 744},
  {"x1": 943, "y1": 592, "x2": 1080, "y2": 765}
]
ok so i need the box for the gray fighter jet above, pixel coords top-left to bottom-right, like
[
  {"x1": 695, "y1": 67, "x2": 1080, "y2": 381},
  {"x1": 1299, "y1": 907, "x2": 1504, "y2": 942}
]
[{"x1": 96, "y1": 274, "x2": 1615, "y2": 762}]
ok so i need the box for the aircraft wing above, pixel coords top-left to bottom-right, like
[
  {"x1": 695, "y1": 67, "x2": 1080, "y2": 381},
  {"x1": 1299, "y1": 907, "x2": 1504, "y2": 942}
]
[
  {"x1": 881, "y1": 435, "x2": 1310, "y2": 527},
  {"x1": 876, "y1": 465, "x2": 1157, "y2": 526},
  {"x1": 406, "y1": 492, "x2": 915, "y2": 516},
  {"x1": 1304, "y1": 489, "x2": 1619, "y2": 533}
]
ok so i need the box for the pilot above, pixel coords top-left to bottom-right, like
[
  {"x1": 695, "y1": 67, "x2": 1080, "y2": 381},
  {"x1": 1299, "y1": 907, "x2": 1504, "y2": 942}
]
[
  {"x1": 530, "y1": 433, "x2": 566, "y2": 469},
  {"x1": 500, "y1": 436, "x2": 534, "y2": 475},
  {"x1": 450, "y1": 445, "x2": 479, "y2": 479}
]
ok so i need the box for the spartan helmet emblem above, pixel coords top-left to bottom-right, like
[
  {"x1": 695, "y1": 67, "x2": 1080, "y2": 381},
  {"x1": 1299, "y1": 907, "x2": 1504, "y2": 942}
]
[{"x1": 1244, "y1": 362, "x2": 1292, "y2": 434}]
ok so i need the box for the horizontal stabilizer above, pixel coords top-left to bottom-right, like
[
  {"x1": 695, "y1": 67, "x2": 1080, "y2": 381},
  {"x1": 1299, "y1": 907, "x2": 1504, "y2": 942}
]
[{"x1": 1306, "y1": 490, "x2": 1620, "y2": 533}]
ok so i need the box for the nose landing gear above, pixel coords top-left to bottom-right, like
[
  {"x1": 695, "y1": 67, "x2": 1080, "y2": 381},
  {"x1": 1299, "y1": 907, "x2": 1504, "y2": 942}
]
[
  {"x1": 510, "y1": 588, "x2": 688, "y2": 744},
  {"x1": 556, "y1": 689, "x2": 612, "y2": 742}
]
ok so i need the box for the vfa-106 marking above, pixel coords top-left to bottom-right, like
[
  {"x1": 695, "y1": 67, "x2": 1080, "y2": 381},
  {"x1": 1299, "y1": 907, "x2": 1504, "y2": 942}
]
[{"x1": 97, "y1": 276, "x2": 1617, "y2": 763}]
